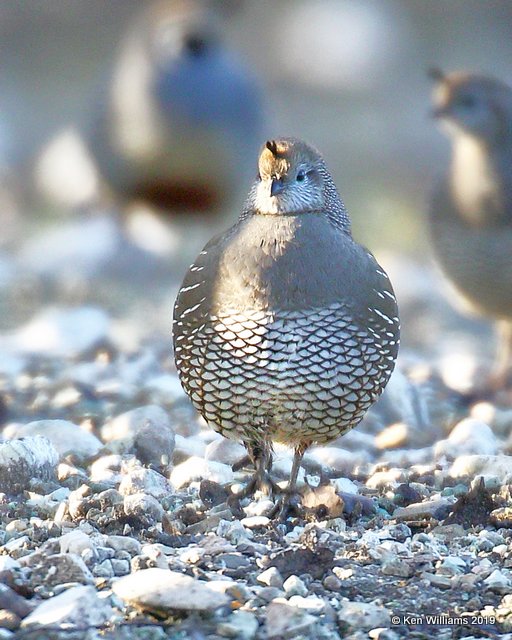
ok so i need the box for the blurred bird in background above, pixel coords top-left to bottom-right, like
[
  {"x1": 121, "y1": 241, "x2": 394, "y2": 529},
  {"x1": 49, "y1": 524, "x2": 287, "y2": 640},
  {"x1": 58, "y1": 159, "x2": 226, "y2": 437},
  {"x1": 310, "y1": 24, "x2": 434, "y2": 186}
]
[
  {"x1": 85, "y1": 0, "x2": 265, "y2": 220},
  {"x1": 428, "y1": 69, "x2": 512, "y2": 390}
]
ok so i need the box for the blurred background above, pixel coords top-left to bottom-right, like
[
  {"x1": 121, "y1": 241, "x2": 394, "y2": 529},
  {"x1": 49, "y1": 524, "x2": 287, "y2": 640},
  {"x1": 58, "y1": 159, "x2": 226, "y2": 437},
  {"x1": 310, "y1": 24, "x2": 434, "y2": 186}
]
[{"x1": 1, "y1": 0, "x2": 512, "y2": 391}]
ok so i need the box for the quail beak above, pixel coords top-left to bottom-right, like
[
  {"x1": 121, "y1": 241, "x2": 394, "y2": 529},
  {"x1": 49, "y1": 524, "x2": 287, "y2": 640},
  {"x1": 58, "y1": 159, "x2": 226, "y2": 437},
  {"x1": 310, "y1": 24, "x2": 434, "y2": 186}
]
[{"x1": 270, "y1": 177, "x2": 284, "y2": 197}]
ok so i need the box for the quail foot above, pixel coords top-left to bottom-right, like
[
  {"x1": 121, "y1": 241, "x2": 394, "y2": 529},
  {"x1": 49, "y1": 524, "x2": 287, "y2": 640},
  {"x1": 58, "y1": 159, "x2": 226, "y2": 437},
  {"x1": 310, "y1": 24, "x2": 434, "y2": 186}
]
[
  {"x1": 429, "y1": 69, "x2": 512, "y2": 389},
  {"x1": 173, "y1": 138, "x2": 400, "y2": 518}
]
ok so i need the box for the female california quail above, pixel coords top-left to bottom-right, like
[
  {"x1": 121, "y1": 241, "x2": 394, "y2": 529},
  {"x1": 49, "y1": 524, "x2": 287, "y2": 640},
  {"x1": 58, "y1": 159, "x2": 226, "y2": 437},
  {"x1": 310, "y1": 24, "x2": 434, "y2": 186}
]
[
  {"x1": 87, "y1": 0, "x2": 263, "y2": 216},
  {"x1": 173, "y1": 138, "x2": 400, "y2": 511},
  {"x1": 428, "y1": 69, "x2": 512, "y2": 387}
]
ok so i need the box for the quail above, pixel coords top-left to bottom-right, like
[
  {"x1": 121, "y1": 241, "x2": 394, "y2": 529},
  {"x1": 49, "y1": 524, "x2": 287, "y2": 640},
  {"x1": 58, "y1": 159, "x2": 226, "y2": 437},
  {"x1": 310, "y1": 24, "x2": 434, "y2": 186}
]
[
  {"x1": 428, "y1": 69, "x2": 512, "y2": 386},
  {"x1": 86, "y1": 0, "x2": 263, "y2": 216},
  {"x1": 173, "y1": 138, "x2": 400, "y2": 512}
]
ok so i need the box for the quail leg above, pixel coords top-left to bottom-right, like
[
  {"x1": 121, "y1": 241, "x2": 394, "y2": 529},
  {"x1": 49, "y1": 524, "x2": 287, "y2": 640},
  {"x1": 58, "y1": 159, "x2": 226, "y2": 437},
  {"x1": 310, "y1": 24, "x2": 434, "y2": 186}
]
[
  {"x1": 231, "y1": 441, "x2": 280, "y2": 500},
  {"x1": 277, "y1": 441, "x2": 311, "y2": 521}
]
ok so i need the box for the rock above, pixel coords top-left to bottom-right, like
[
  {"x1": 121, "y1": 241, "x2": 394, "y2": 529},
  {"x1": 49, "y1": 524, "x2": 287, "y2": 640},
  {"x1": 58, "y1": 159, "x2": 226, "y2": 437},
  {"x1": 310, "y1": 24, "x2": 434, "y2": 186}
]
[
  {"x1": 0, "y1": 436, "x2": 58, "y2": 494},
  {"x1": 3, "y1": 307, "x2": 110, "y2": 357},
  {"x1": 337, "y1": 601, "x2": 391, "y2": 632},
  {"x1": 332, "y1": 477, "x2": 359, "y2": 495},
  {"x1": 287, "y1": 595, "x2": 325, "y2": 614},
  {"x1": 170, "y1": 456, "x2": 233, "y2": 489},
  {"x1": 257, "y1": 567, "x2": 284, "y2": 589},
  {"x1": 450, "y1": 455, "x2": 512, "y2": 483},
  {"x1": 490, "y1": 507, "x2": 512, "y2": 528},
  {"x1": 21, "y1": 585, "x2": 113, "y2": 629},
  {"x1": 305, "y1": 446, "x2": 363, "y2": 475},
  {"x1": 89, "y1": 454, "x2": 122, "y2": 485},
  {"x1": 0, "y1": 610, "x2": 20, "y2": 631},
  {"x1": 422, "y1": 572, "x2": 452, "y2": 589},
  {"x1": 393, "y1": 497, "x2": 454, "y2": 522},
  {"x1": 0, "y1": 585, "x2": 31, "y2": 619},
  {"x1": 173, "y1": 435, "x2": 207, "y2": 464},
  {"x1": 381, "y1": 557, "x2": 414, "y2": 578},
  {"x1": 265, "y1": 602, "x2": 317, "y2": 639},
  {"x1": 101, "y1": 405, "x2": 175, "y2": 466},
  {"x1": 5, "y1": 420, "x2": 102, "y2": 460},
  {"x1": 241, "y1": 516, "x2": 271, "y2": 529},
  {"x1": 366, "y1": 468, "x2": 407, "y2": 489},
  {"x1": 123, "y1": 493, "x2": 163, "y2": 523},
  {"x1": 375, "y1": 422, "x2": 409, "y2": 450},
  {"x1": 205, "y1": 438, "x2": 247, "y2": 467},
  {"x1": 118, "y1": 463, "x2": 173, "y2": 499},
  {"x1": 217, "y1": 610, "x2": 259, "y2": 639},
  {"x1": 30, "y1": 553, "x2": 94, "y2": 588},
  {"x1": 59, "y1": 530, "x2": 94, "y2": 555},
  {"x1": 112, "y1": 568, "x2": 229, "y2": 613},
  {"x1": 435, "y1": 418, "x2": 498, "y2": 459},
  {"x1": 105, "y1": 535, "x2": 141, "y2": 556},
  {"x1": 283, "y1": 575, "x2": 308, "y2": 597},
  {"x1": 484, "y1": 569, "x2": 511, "y2": 594}
]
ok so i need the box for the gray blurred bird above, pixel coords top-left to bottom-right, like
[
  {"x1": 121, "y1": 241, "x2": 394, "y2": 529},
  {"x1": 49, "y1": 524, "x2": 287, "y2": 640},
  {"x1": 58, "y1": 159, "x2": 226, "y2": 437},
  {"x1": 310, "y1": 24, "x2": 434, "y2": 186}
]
[
  {"x1": 173, "y1": 137, "x2": 400, "y2": 514},
  {"x1": 86, "y1": 0, "x2": 264, "y2": 217},
  {"x1": 428, "y1": 69, "x2": 512, "y2": 387}
]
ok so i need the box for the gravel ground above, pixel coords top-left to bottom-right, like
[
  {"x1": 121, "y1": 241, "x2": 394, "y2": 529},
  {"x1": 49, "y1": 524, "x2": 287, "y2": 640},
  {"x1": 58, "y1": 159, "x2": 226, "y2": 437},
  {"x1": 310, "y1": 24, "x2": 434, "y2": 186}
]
[{"x1": 0, "y1": 221, "x2": 512, "y2": 640}]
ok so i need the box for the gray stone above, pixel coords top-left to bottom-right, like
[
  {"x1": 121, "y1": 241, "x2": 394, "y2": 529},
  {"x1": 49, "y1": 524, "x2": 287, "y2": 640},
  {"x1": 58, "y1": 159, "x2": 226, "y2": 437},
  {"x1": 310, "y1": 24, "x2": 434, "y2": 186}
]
[
  {"x1": 30, "y1": 553, "x2": 94, "y2": 588},
  {"x1": 283, "y1": 575, "x2": 308, "y2": 597},
  {"x1": 102, "y1": 405, "x2": 175, "y2": 466},
  {"x1": 21, "y1": 585, "x2": 113, "y2": 629},
  {"x1": 112, "y1": 567, "x2": 229, "y2": 612},
  {"x1": 338, "y1": 601, "x2": 391, "y2": 632},
  {"x1": 217, "y1": 610, "x2": 259, "y2": 639},
  {"x1": 257, "y1": 567, "x2": 283, "y2": 589},
  {"x1": 265, "y1": 602, "x2": 317, "y2": 639},
  {"x1": 0, "y1": 436, "x2": 58, "y2": 494},
  {"x1": 123, "y1": 493, "x2": 164, "y2": 523},
  {"x1": 450, "y1": 455, "x2": 512, "y2": 482},
  {"x1": 118, "y1": 463, "x2": 173, "y2": 499},
  {"x1": 435, "y1": 418, "x2": 497, "y2": 459},
  {"x1": 105, "y1": 535, "x2": 142, "y2": 556},
  {"x1": 205, "y1": 438, "x2": 247, "y2": 466},
  {"x1": 170, "y1": 456, "x2": 233, "y2": 488},
  {"x1": 5, "y1": 420, "x2": 102, "y2": 460}
]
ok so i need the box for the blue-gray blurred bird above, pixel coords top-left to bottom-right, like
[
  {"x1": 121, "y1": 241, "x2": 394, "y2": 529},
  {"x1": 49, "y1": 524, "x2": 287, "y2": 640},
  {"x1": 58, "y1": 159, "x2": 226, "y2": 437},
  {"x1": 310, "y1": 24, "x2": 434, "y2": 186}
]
[
  {"x1": 86, "y1": 0, "x2": 264, "y2": 217},
  {"x1": 428, "y1": 69, "x2": 512, "y2": 387}
]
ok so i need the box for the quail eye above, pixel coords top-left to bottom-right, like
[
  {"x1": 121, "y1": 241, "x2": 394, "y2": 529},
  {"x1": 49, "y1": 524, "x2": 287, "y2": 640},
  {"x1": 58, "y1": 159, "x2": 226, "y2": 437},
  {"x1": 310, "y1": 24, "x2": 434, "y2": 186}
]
[
  {"x1": 296, "y1": 170, "x2": 306, "y2": 182},
  {"x1": 183, "y1": 33, "x2": 208, "y2": 57}
]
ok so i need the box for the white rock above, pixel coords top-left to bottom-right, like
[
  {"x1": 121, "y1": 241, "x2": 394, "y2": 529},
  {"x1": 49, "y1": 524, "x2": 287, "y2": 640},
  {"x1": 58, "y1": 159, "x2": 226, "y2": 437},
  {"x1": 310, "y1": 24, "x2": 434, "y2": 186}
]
[
  {"x1": 483, "y1": 569, "x2": 512, "y2": 593},
  {"x1": 366, "y1": 468, "x2": 407, "y2": 489},
  {"x1": 241, "y1": 515, "x2": 271, "y2": 529},
  {"x1": 306, "y1": 446, "x2": 364, "y2": 474},
  {"x1": 217, "y1": 610, "x2": 259, "y2": 640},
  {"x1": 0, "y1": 556, "x2": 20, "y2": 572},
  {"x1": 205, "y1": 438, "x2": 246, "y2": 466},
  {"x1": 59, "y1": 530, "x2": 94, "y2": 555},
  {"x1": 119, "y1": 465, "x2": 173, "y2": 499},
  {"x1": 243, "y1": 499, "x2": 275, "y2": 518},
  {"x1": 89, "y1": 454, "x2": 123, "y2": 485},
  {"x1": 257, "y1": 567, "x2": 283, "y2": 589},
  {"x1": 1, "y1": 306, "x2": 110, "y2": 357},
  {"x1": 265, "y1": 601, "x2": 317, "y2": 639},
  {"x1": 338, "y1": 601, "x2": 391, "y2": 632},
  {"x1": 450, "y1": 455, "x2": 512, "y2": 482},
  {"x1": 5, "y1": 420, "x2": 102, "y2": 459},
  {"x1": 283, "y1": 575, "x2": 308, "y2": 597},
  {"x1": 287, "y1": 595, "x2": 325, "y2": 613},
  {"x1": 435, "y1": 418, "x2": 497, "y2": 459},
  {"x1": 0, "y1": 436, "x2": 58, "y2": 493},
  {"x1": 170, "y1": 456, "x2": 233, "y2": 489},
  {"x1": 333, "y1": 477, "x2": 359, "y2": 495},
  {"x1": 112, "y1": 567, "x2": 229, "y2": 612},
  {"x1": 21, "y1": 585, "x2": 112, "y2": 629},
  {"x1": 173, "y1": 435, "x2": 206, "y2": 461}
]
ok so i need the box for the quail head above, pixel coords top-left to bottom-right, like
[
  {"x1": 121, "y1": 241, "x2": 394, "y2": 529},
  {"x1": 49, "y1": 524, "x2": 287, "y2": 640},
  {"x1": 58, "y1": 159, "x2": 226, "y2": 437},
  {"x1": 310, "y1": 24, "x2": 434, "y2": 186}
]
[
  {"x1": 428, "y1": 69, "x2": 512, "y2": 386},
  {"x1": 87, "y1": 0, "x2": 264, "y2": 216},
  {"x1": 173, "y1": 138, "x2": 400, "y2": 515}
]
